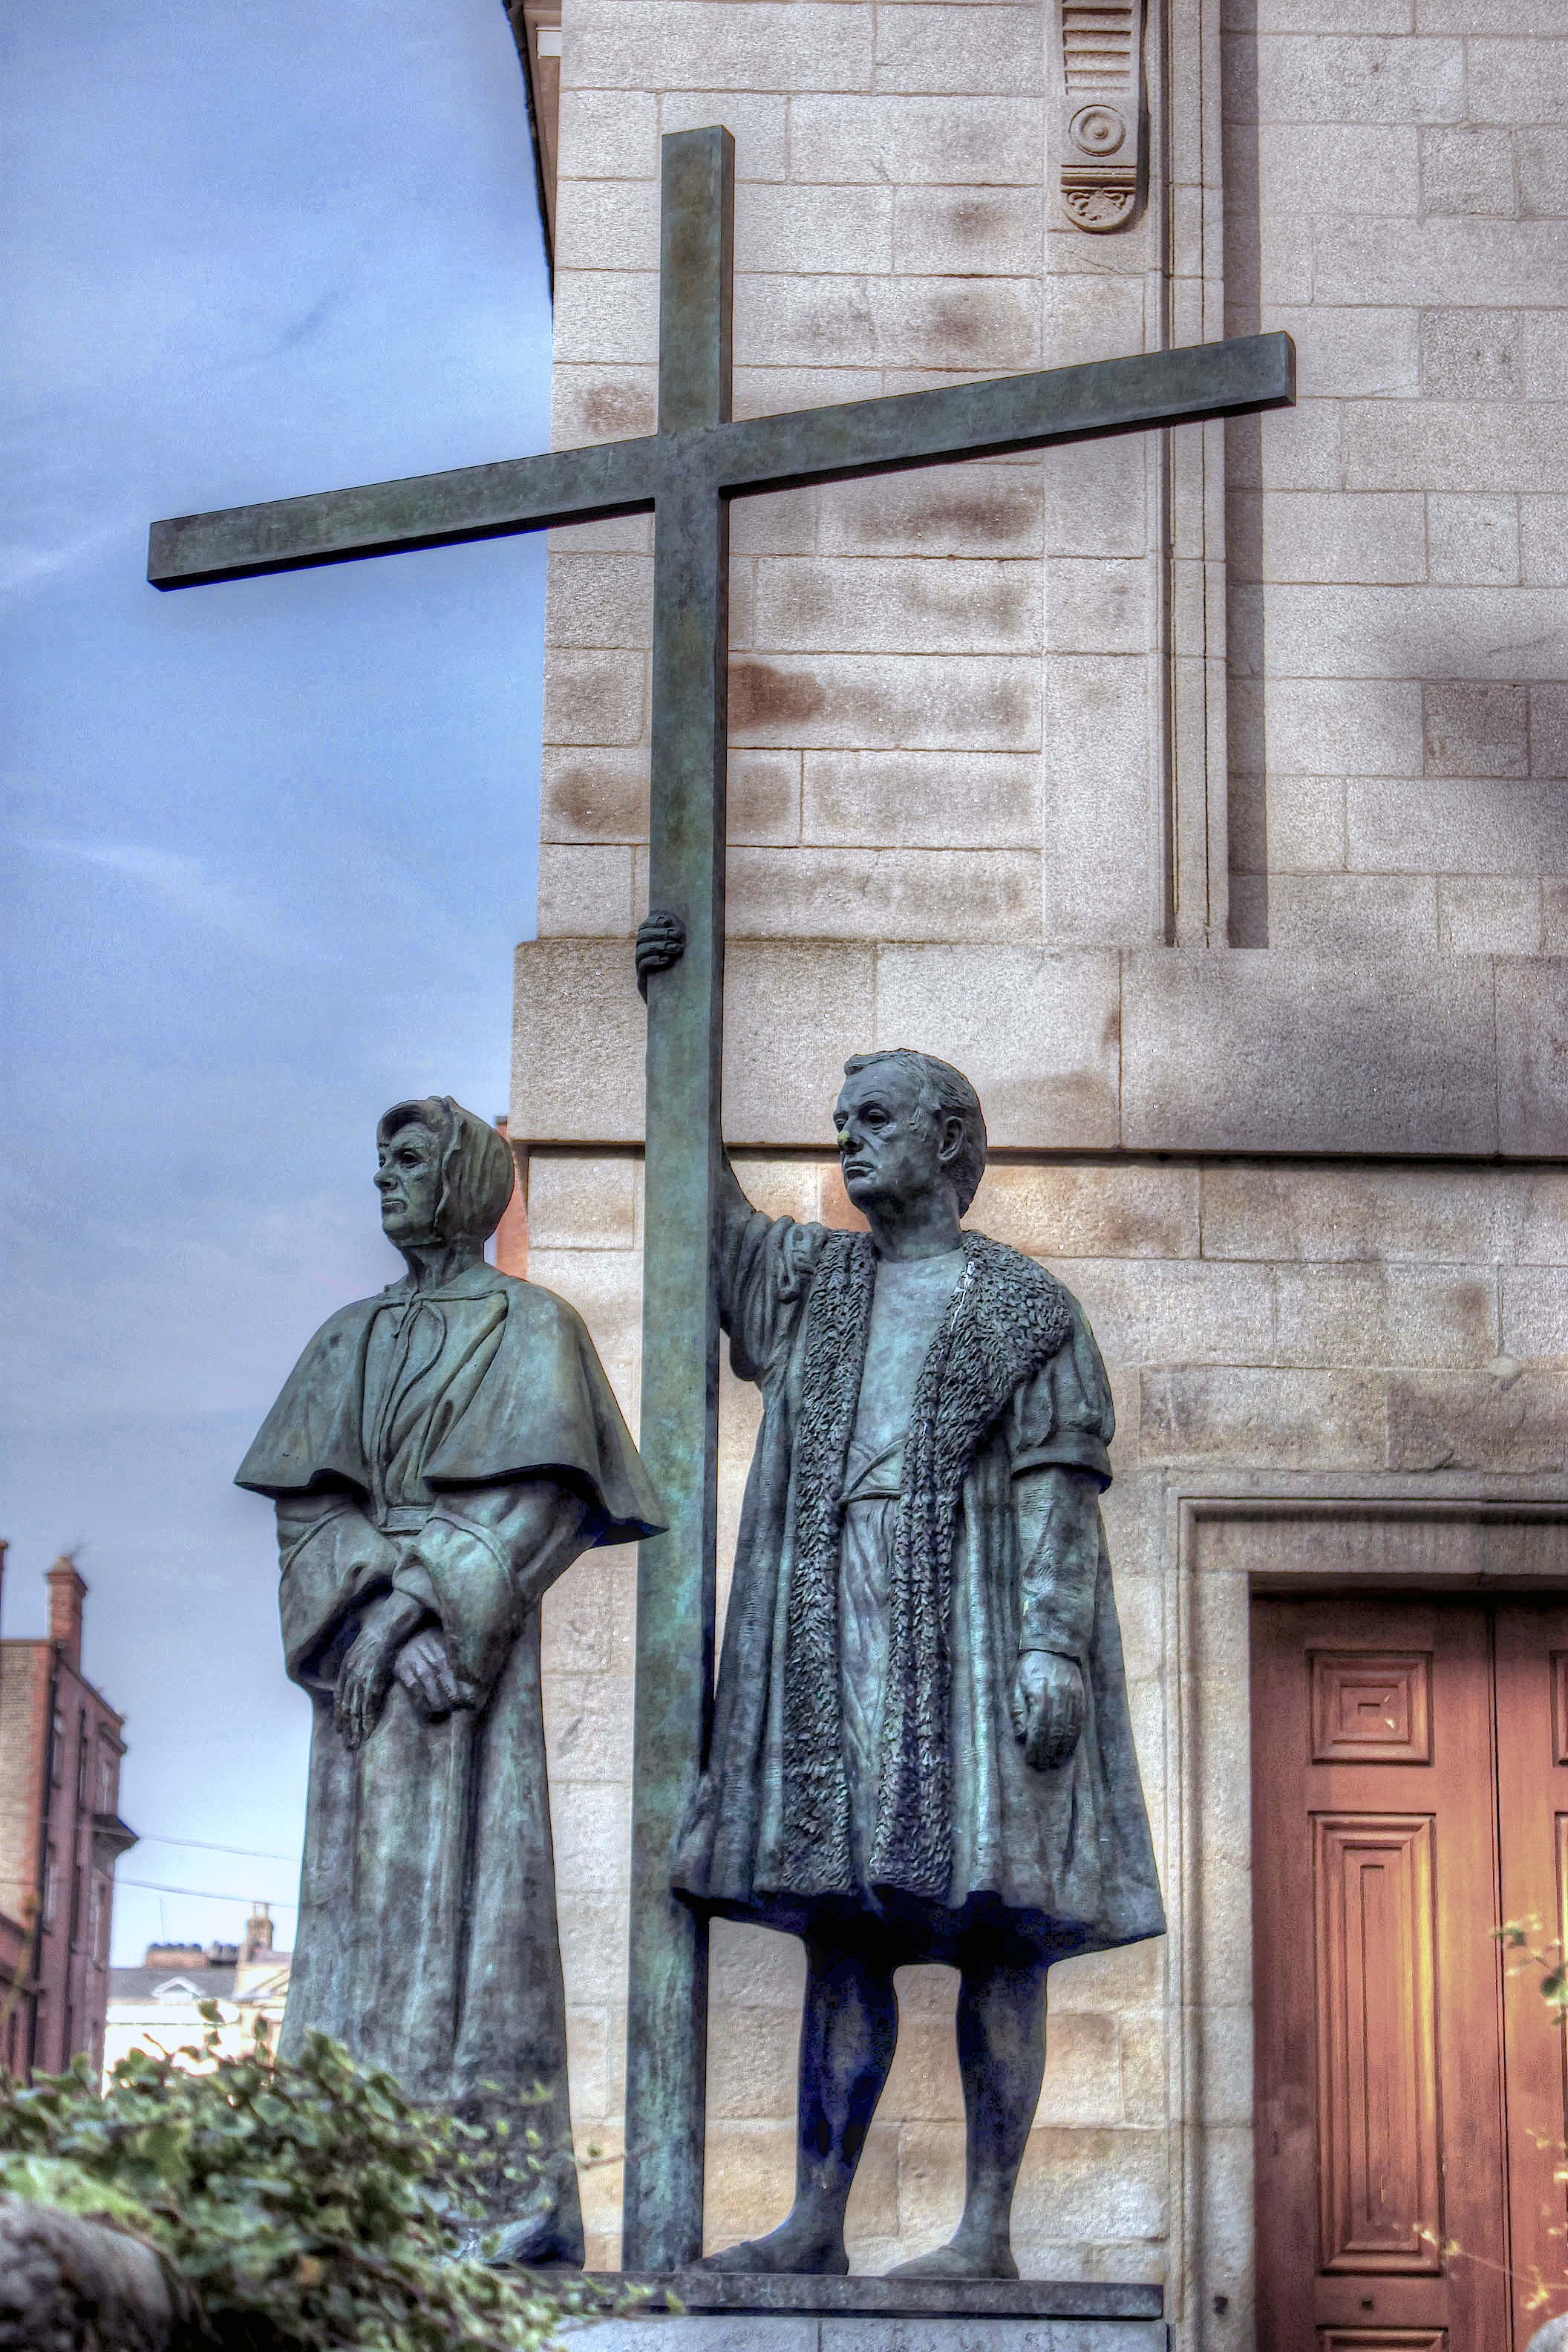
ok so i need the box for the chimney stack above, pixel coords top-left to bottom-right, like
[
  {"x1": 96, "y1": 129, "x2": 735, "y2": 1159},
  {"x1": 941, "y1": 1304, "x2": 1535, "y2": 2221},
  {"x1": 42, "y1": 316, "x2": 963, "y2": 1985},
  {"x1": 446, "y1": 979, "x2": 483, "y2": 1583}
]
[
  {"x1": 46, "y1": 1557, "x2": 86, "y2": 1671},
  {"x1": 239, "y1": 1904, "x2": 274, "y2": 1968}
]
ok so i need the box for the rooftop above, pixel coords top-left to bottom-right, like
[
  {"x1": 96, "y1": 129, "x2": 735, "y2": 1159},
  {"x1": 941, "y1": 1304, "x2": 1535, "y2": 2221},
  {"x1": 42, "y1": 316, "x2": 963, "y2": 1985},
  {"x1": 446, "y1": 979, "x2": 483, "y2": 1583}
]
[{"x1": 108, "y1": 1966, "x2": 238, "y2": 2002}]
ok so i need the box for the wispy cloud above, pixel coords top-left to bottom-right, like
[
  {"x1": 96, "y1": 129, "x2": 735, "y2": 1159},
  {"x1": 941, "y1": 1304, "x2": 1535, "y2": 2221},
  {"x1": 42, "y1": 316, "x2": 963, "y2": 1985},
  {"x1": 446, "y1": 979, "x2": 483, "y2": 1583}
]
[
  {"x1": 17, "y1": 835, "x2": 330, "y2": 966},
  {"x1": 0, "y1": 525, "x2": 124, "y2": 599}
]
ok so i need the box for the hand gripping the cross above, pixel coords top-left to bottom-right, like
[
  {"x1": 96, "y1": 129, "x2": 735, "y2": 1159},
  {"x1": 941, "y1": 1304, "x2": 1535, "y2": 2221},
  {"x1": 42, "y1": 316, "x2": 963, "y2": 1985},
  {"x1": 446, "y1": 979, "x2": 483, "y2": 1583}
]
[{"x1": 636, "y1": 910, "x2": 686, "y2": 1000}]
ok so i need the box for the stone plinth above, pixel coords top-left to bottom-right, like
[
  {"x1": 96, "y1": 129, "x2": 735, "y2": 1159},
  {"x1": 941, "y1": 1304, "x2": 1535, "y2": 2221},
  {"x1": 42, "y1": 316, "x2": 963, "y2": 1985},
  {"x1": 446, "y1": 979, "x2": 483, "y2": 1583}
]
[{"x1": 579, "y1": 2275, "x2": 1166, "y2": 2352}]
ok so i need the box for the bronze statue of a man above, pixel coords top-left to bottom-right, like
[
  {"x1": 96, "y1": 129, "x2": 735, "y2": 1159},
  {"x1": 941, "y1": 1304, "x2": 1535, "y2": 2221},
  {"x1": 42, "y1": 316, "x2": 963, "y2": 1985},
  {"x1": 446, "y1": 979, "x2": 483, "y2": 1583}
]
[
  {"x1": 238, "y1": 1097, "x2": 663, "y2": 2264},
  {"x1": 666, "y1": 1036, "x2": 1164, "y2": 2280}
]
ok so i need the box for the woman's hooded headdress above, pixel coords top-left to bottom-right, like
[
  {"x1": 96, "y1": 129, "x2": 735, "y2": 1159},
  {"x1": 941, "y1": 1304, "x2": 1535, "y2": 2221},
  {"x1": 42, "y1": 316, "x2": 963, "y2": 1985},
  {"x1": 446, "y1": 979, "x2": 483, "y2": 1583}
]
[{"x1": 377, "y1": 1097, "x2": 517, "y2": 1245}]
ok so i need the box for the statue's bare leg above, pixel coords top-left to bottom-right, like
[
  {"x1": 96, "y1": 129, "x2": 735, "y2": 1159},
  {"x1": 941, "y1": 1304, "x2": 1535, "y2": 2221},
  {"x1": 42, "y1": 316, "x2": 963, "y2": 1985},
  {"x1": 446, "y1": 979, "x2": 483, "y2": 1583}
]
[
  {"x1": 702, "y1": 1941, "x2": 898, "y2": 2273},
  {"x1": 886, "y1": 1955, "x2": 1048, "y2": 2280}
]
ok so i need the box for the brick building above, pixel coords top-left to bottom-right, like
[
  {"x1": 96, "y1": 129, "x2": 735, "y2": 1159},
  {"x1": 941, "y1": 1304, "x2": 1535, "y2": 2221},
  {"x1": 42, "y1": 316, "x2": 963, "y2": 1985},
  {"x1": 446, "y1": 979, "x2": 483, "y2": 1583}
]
[
  {"x1": 0, "y1": 1548, "x2": 136, "y2": 2078},
  {"x1": 500, "y1": 2, "x2": 1568, "y2": 2344}
]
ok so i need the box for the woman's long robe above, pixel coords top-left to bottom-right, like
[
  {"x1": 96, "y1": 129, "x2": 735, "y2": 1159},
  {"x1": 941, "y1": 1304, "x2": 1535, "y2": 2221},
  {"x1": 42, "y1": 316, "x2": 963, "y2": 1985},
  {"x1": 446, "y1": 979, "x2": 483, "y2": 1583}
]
[
  {"x1": 238, "y1": 1263, "x2": 663, "y2": 2254},
  {"x1": 673, "y1": 1213, "x2": 1165, "y2": 1964}
]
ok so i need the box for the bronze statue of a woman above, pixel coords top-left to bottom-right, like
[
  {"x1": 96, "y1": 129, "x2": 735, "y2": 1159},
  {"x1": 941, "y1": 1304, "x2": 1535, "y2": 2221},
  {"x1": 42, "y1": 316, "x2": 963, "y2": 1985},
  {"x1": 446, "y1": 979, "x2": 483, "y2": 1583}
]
[{"x1": 238, "y1": 1097, "x2": 663, "y2": 2264}]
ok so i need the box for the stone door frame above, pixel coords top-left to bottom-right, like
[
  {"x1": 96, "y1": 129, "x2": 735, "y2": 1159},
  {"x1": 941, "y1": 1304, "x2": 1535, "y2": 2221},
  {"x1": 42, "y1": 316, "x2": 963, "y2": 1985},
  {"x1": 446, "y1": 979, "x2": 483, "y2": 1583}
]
[{"x1": 1170, "y1": 1483, "x2": 1568, "y2": 2350}]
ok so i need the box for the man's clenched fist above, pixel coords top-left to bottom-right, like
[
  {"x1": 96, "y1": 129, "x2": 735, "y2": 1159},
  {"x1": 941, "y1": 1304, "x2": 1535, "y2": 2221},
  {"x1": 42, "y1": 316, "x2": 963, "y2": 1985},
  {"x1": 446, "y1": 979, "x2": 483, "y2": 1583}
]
[{"x1": 1011, "y1": 1649, "x2": 1085, "y2": 1771}]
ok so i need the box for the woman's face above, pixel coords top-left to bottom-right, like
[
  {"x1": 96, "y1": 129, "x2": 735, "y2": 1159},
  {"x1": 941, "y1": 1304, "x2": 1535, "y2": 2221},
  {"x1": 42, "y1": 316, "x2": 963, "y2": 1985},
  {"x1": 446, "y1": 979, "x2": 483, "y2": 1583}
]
[{"x1": 374, "y1": 1121, "x2": 445, "y2": 1246}]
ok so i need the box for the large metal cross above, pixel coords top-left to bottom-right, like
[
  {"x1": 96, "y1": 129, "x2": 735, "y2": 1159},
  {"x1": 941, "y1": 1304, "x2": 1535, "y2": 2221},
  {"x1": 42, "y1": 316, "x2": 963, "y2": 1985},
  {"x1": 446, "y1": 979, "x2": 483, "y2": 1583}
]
[{"x1": 148, "y1": 125, "x2": 1293, "y2": 2270}]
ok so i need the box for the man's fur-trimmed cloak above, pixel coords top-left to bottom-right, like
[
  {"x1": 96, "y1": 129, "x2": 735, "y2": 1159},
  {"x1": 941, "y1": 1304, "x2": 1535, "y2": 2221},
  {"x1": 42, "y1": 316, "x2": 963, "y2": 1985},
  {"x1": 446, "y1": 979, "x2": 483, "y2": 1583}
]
[{"x1": 674, "y1": 1213, "x2": 1166, "y2": 1961}]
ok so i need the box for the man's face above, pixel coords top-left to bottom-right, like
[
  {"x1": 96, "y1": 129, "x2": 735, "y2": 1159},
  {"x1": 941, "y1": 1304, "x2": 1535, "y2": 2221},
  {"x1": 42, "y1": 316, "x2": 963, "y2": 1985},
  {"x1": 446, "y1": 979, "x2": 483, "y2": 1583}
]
[
  {"x1": 834, "y1": 1062, "x2": 954, "y2": 1216},
  {"x1": 375, "y1": 1122, "x2": 444, "y2": 1245}
]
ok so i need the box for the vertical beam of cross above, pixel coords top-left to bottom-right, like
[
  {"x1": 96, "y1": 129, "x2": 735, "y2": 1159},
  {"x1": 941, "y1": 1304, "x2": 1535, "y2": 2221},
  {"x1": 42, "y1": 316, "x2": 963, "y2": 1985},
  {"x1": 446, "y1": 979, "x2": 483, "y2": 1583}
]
[{"x1": 621, "y1": 127, "x2": 733, "y2": 2274}]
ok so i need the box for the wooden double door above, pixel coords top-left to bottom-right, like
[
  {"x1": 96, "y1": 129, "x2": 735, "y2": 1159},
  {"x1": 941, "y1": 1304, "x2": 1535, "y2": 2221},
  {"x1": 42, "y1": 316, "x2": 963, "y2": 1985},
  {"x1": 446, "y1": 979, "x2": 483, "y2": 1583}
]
[{"x1": 1253, "y1": 1595, "x2": 1568, "y2": 2351}]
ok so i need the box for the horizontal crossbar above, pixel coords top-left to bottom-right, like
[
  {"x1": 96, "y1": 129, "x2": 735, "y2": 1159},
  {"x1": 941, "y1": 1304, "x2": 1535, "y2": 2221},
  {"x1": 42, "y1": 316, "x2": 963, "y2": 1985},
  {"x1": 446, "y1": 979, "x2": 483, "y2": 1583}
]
[
  {"x1": 714, "y1": 331, "x2": 1294, "y2": 495},
  {"x1": 148, "y1": 333, "x2": 1293, "y2": 589},
  {"x1": 147, "y1": 439, "x2": 659, "y2": 587}
]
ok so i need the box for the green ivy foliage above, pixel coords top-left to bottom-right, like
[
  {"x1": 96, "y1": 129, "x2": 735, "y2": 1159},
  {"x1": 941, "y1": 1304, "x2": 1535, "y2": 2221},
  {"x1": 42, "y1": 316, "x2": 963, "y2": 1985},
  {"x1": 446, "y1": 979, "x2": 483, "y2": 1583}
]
[
  {"x1": 1498, "y1": 1918, "x2": 1568, "y2": 2014},
  {"x1": 0, "y1": 2008, "x2": 633, "y2": 2351}
]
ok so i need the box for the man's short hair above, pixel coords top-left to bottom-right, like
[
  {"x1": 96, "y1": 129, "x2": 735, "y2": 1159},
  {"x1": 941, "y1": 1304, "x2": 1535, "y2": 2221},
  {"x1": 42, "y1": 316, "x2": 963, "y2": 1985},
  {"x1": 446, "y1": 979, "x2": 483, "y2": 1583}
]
[{"x1": 841, "y1": 1050, "x2": 987, "y2": 1215}]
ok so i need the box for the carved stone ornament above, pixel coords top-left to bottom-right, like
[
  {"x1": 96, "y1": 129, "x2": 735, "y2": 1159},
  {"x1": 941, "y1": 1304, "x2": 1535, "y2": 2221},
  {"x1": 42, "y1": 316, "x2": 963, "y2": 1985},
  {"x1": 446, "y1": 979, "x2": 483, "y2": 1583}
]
[{"x1": 1057, "y1": 0, "x2": 1149, "y2": 233}]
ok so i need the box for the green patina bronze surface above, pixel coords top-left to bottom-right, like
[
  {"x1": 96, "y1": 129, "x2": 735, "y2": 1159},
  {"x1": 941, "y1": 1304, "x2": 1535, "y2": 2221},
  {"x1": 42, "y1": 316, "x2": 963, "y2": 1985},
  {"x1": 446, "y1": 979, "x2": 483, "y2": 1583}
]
[
  {"x1": 147, "y1": 126, "x2": 1296, "y2": 2272},
  {"x1": 622, "y1": 126, "x2": 732, "y2": 2276},
  {"x1": 653, "y1": 1051, "x2": 1163, "y2": 2282},
  {"x1": 235, "y1": 1097, "x2": 664, "y2": 2269}
]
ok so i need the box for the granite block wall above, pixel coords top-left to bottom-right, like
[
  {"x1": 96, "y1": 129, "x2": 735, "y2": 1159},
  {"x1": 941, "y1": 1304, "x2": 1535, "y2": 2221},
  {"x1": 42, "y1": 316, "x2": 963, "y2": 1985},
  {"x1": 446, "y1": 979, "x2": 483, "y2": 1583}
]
[
  {"x1": 537, "y1": 0, "x2": 1214, "y2": 959},
  {"x1": 539, "y1": 0, "x2": 1568, "y2": 957},
  {"x1": 1224, "y1": 0, "x2": 1568, "y2": 947}
]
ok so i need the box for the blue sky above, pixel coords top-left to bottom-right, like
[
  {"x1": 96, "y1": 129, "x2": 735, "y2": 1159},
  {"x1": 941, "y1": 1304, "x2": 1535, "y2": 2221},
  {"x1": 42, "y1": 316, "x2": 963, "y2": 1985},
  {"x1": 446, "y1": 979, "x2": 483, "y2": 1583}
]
[{"x1": 1, "y1": 0, "x2": 555, "y2": 1961}]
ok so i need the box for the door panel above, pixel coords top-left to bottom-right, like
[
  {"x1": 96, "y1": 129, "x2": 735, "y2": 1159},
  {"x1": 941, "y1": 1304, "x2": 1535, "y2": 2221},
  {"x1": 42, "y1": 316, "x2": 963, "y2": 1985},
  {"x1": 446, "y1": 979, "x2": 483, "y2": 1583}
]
[
  {"x1": 1310, "y1": 1652, "x2": 1432, "y2": 1765},
  {"x1": 1494, "y1": 1603, "x2": 1568, "y2": 2349},
  {"x1": 1253, "y1": 1598, "x2": 1509, "y2": 2351},
  {"x1": 1313, "y1": 1814, "x2": 1440, "y2": 2274},
  {"x1": 1316, "y1": 2333, "x2": 1446, "y2": 2351}
]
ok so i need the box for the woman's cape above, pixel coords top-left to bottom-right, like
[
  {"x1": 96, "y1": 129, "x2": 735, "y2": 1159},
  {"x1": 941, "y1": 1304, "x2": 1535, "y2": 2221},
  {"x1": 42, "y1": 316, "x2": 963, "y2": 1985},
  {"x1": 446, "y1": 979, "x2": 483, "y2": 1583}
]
[{"x1": 235, "y1": 1267, "x2": 664, "y2": 1543}]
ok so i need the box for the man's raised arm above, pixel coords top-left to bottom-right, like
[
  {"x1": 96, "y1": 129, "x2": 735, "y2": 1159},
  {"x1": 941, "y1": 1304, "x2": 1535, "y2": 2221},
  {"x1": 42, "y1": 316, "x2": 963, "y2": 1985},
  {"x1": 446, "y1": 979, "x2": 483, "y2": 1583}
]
[{"x1": 635, "y1": 912, "x2": 783, "y2": 1335}]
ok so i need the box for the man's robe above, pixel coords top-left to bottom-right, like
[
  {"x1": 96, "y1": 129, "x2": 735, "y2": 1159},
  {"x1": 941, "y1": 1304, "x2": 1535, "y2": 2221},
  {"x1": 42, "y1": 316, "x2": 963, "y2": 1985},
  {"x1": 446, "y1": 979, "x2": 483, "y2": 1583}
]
[
  {"x1": 673, "y1": 1215, "x2": 1165, "y2": 1964},
  {"x1": 238, "y1": 1263, "x2": 663, "y2": 2253}
]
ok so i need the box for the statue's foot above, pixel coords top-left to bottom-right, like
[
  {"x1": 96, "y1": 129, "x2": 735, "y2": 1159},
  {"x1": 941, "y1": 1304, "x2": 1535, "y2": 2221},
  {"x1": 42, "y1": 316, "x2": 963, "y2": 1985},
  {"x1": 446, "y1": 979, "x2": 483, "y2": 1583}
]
[
  {"x1": 698, "y1": 2216, "x2": 850, "y2": 2276},
  {"x1": 484, "y1": 2211, "x2": 584, "y2": 2270},
  {"x1": 884, "y1": 2235, "x2": 1019, "y2": 2282}
]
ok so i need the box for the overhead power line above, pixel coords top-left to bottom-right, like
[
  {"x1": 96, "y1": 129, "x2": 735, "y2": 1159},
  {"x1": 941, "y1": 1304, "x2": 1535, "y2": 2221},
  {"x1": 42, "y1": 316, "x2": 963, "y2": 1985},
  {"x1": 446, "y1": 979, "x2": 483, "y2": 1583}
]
[
  {"x1": 135, "y1": 1833, "x2": 298, "y2": 1863},
  {"x1": 118, "y1": 1878, "x2": 297, "y2": 1910}
]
